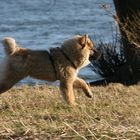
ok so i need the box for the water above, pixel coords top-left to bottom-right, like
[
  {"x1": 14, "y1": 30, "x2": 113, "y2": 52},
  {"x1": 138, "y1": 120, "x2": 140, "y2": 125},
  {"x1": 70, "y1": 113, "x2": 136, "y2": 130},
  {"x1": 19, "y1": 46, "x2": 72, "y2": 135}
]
[{"x1": 0, "y1": 0, "x2": 116, "y2": 85}]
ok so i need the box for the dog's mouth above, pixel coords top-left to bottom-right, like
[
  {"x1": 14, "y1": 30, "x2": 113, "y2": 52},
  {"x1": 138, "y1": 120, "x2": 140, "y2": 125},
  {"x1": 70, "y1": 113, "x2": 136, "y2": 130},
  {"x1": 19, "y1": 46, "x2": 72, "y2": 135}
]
[{"x1": 89, "y1": 49, "x2": 101, "y2": 61}]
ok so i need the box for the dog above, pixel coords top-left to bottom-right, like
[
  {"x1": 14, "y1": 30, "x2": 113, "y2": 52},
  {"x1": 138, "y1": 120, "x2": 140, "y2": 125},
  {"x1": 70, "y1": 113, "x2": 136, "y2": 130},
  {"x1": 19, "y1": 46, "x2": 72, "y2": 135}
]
[{"x1": 0, "y1": 34, "x2": 100, "y2": 105}]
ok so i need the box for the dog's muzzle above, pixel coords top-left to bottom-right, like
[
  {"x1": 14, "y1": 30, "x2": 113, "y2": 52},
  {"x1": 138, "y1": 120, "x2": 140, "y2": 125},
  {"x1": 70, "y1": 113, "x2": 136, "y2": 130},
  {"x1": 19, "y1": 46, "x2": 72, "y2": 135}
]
[{"x1": 89, "y1": 49, "x2": 101, "y2": 61}]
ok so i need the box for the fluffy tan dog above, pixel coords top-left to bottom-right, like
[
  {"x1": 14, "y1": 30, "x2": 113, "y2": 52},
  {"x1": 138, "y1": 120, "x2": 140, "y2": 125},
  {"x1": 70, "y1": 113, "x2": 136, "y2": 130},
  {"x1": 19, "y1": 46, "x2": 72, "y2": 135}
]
[{"x1": 0, "y1": 34, "x2": 100, "y2": 105}]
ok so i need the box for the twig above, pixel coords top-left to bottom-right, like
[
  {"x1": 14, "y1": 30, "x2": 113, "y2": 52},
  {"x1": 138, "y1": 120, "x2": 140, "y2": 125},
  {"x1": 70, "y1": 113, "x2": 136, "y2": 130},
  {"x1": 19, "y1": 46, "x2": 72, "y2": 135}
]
[{"x1": 64, "y1": 122, "x2": 87, "y2": 140}]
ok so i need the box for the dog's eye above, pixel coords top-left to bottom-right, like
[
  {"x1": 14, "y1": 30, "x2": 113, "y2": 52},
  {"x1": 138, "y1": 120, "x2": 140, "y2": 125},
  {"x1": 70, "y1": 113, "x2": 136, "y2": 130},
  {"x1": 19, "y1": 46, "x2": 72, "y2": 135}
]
[{"x1": 89, "y1": 48, "x2": 93, "y2": 51}]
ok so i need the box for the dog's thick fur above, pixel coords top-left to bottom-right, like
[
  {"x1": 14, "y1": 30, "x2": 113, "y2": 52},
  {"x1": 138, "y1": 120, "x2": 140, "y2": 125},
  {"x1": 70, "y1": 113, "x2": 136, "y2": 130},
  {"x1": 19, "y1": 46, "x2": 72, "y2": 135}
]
[{"x1": 0, "y1": 34, "x2": 100, "y2": 105}]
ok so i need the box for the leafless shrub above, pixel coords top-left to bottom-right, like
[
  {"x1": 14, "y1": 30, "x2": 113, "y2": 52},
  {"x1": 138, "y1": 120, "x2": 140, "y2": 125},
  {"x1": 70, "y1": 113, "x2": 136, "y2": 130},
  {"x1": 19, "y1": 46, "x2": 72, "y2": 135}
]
[{"x1": 90, "y1": 37, "x2": 126, "y2": 81}]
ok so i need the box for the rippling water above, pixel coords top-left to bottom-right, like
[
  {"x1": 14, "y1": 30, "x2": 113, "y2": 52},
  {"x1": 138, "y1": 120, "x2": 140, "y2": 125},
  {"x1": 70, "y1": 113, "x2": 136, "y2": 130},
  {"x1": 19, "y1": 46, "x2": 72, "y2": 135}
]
[{"x1": 0, "y1": 0, "x2": 116, "y2": 85}]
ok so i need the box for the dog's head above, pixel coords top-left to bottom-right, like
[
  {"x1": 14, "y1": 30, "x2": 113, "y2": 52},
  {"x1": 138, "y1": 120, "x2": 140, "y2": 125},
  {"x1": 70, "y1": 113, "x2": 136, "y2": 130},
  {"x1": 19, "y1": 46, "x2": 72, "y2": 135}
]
[
  {"x1": 61, "y1": 34, "x2": 101, "y2": 69},
  {"x1": 78, "y1": 34, "x2": 101, "y2": 61}
]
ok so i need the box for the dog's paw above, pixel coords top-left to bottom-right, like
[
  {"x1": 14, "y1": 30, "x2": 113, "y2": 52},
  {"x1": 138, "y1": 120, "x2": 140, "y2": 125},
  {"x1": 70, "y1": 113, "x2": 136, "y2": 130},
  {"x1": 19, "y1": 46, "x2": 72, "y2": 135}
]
[
  {"x1": 69, "y1": 102, "x2": 78, "y2": 107},
  {"x1": 85, "y1": 91, "x2": 93, "y2": 98}
]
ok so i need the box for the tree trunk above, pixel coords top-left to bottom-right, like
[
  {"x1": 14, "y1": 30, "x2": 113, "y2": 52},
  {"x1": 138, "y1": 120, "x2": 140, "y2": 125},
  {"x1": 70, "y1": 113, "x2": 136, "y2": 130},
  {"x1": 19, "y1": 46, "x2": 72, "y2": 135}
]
[{"x1": 113, "y1": 0, "x2": 140, "y2": 84}]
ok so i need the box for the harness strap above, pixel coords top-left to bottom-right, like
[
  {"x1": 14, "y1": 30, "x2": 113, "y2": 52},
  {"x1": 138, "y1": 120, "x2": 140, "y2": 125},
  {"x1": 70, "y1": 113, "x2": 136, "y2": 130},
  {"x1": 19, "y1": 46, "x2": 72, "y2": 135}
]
[
  {"x1": 48, "y1": 52, "x2": 58, "y2": 79},
  {"x1": 60, "y1": 49, "x2": 77, "y2": 69},
  {"x1": 48, "y1": 47, "x2": 77, "y2": 80}
]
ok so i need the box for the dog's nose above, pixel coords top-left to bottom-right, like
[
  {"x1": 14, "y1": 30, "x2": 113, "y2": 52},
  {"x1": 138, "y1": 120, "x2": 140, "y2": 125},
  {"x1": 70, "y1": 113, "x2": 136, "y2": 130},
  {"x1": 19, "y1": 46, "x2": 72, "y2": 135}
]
[
  {"x1": 89, "y1": 49, "x2": 101, "y2": 61},
  {"x1": 95, "y1": 50, "x2": 102, "y2": 60}
]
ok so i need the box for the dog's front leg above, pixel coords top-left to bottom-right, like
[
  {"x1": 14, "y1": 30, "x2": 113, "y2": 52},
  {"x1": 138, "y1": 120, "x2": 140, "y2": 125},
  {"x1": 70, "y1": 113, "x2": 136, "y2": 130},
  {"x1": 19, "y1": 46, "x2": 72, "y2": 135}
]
[
  {"x1": 74, "y1": 77, "x2": 93, "y2": 98},
  {"x1": 60, "y1": 79, "x2": 76, "y2": 105}
]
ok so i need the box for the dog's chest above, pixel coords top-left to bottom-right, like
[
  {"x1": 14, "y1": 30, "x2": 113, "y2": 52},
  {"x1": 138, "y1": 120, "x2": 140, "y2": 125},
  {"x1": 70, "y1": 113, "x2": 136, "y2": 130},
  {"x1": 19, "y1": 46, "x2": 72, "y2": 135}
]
[{"x1": 78, "y1": 59, "x2": 90, "y2": 70}]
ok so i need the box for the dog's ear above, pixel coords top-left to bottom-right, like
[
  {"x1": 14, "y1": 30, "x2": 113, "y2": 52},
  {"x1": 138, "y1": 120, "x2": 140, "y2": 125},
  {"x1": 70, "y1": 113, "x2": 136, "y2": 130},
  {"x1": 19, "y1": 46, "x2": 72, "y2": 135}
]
[{"x1": 80, "y1": 34, "x2": 88, "y2": 48}]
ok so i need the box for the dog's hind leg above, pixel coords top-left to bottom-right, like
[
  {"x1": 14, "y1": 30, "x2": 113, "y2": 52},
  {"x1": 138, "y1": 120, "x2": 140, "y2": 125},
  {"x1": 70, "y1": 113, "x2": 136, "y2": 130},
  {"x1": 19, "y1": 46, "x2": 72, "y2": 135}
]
[
  {"x1": 0, "y1": 58, "x2": 12, "y2": 93},
  {"x1": 0, "y1": 74, "x2": 23, "y2": 94},
  {"x1": 0, "y1": 75, "x2": 25, "y2": 94},
  {"x1": 0, "y1": 83, "x2": 13, "y2": 93},
  {"x1": 74, "y1": 77, "x2": 93, "y2": 98},
  {"x1": 0, "y1": 59, "x2": 28, "y2": 94}
]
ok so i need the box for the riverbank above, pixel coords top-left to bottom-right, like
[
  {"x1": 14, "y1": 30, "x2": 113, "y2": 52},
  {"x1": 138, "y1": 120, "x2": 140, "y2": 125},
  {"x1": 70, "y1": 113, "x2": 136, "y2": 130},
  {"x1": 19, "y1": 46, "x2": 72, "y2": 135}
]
[{"x1": 0, "y1": 83, "x2": 140, "y2": 139}]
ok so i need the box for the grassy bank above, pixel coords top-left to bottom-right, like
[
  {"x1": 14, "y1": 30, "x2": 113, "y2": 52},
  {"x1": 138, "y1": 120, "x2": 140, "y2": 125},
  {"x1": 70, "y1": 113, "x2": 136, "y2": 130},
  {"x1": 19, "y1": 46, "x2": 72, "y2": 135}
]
[{"x1": 0, "y1": 83, "x2": 140, "y2": 140}]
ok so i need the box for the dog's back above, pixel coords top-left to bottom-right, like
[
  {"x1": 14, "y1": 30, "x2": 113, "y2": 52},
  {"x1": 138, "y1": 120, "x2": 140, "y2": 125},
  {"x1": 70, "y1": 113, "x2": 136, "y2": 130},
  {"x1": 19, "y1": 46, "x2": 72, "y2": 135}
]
[{"x1": 26, "y1": 50, "x2": 57, "y2": 81}]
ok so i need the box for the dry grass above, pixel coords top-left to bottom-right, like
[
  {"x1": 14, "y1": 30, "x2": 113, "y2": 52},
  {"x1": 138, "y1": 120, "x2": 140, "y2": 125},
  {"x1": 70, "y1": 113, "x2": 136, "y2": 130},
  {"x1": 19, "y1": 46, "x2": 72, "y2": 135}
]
[{"x1": 0, "y1": 83, "x2": 140, "y2": 140}]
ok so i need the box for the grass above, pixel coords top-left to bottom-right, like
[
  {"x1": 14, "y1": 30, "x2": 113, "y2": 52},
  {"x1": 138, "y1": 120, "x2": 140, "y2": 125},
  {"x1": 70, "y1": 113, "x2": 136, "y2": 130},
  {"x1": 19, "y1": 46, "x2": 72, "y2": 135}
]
[{"x1": 0, "y1": 83, "x2": 140, "y2": 140}]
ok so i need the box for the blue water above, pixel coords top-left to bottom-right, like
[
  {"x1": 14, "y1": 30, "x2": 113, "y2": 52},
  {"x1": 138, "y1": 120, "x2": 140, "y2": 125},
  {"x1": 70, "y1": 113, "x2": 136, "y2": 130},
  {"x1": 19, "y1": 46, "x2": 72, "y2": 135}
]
[{"x1": 0, "y1": 0, "x2": 116, "y2": 85}]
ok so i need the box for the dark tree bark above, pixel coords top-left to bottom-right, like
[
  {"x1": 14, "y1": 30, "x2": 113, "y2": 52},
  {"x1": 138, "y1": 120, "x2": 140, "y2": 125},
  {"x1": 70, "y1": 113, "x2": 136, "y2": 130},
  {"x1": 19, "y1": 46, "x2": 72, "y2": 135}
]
[
  {"x1": 90, "y1": 0, "x2": 140, "y2": 86},
  {"x1": 113, "y1": 0, "x2": 140, "y2": 84}
]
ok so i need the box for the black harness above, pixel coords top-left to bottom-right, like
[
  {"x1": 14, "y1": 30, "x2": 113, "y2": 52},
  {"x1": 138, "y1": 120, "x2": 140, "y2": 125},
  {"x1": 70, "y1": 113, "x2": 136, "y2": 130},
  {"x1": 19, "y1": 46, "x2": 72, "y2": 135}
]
[
  {"x1": 49, "y1": 47, "x2": 77, "y2": 79},
  {"x1": 48, "y1": 51, "x2": 58, "y2": 79},
  {"x1": 60, "y1": 49, "x2": 77, "y2": 69}
]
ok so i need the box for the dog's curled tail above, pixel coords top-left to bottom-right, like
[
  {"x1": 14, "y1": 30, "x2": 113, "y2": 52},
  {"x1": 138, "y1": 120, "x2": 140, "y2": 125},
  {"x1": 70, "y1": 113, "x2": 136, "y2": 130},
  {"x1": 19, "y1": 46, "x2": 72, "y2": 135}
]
[{"x1": 2, "y1": 37, "x2": 17, "y2": 55}]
